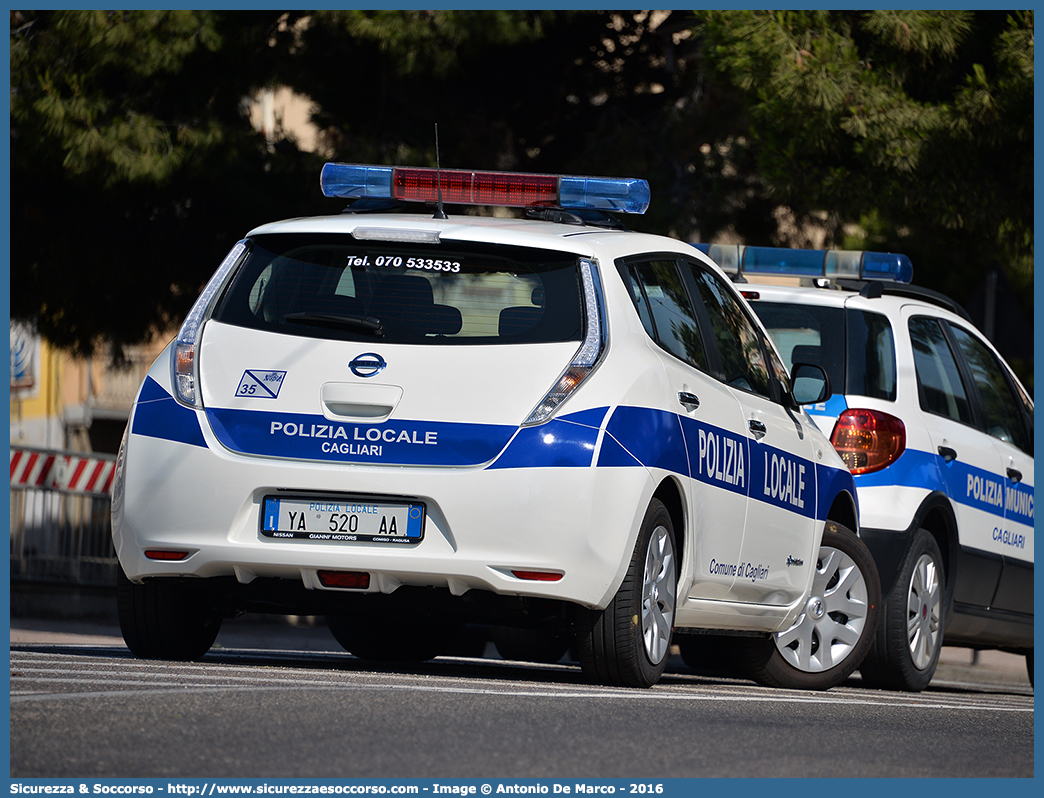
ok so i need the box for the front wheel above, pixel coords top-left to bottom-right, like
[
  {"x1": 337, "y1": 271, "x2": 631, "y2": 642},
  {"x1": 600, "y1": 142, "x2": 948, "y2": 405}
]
[
  {"x1": 574, "y1": 499, "x2": 678, "y2": 688},
  {"x1": 116, "y1": 567, "x2": 222, "y2": 661},
  {"x1": 738, "y1": 522, "x2": 880, "y2": 690}
]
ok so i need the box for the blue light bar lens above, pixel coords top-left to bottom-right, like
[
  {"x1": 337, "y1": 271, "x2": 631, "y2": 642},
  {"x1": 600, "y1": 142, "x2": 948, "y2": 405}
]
[
  {"x1": 861, "y1": 252, "x2": 914, "y2": 283},
  {"x1": 559, "y1": 176, "x2": 650, "y2": 214},
  {"x1": 320, "y1": 163, "x2": 394, "y2": 199},
  {"x1": 743, "y1": 246, "x2": 825, "y2": 276},
  {"x1": 692, "y1": 243, "x2": 913, "y2": 283}
]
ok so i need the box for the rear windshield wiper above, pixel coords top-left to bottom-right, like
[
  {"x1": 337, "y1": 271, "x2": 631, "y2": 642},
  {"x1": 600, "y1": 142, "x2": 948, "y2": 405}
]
[{"x1": 282, "y1": 313, "x2": 384, "y2": 336}]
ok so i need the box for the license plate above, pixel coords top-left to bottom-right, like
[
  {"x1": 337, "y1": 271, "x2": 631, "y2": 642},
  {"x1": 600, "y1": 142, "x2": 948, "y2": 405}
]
[{"x1": 261, "y1": 496, "x2": 424, "y2": 544}]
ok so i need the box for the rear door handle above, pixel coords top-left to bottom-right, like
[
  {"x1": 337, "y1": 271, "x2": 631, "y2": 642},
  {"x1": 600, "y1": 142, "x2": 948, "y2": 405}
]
[
  {"x1": 1007, "y1": 467, "x2": 1023, "y2": 483},
  {"x1": 748, "y1": 419, "x2": 767, "y2": 439},
  {"x1": 938, "y1": 446, "x2": 957, "y2": 462},
  {"x1": 678, "y1": 392, "x2": 700, "y2": 411}
]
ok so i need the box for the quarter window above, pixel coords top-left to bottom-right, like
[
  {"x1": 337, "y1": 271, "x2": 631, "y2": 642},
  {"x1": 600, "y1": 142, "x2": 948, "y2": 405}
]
[
  {"x1": 624, "y1": 260, "x2": 708, "y2": 371},
  {"x1": 908, "y1": 317, "x2": 973, "y2": 424},
  {"x1": 949, "y1": 325, "x2": 1032, "y2": 453}
]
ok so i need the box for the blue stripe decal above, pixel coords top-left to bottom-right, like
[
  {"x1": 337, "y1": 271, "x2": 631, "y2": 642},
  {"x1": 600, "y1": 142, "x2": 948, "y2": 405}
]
[
  {"x1": 855, "y1": 448, "x2": 1033, "y2": 524},
  {"x1": 605, "y1": 405, "x2": 851, "y2": 521},
  {"x1": 680, "y1": 415, "x2": 750, "y2": 499},
  {"x1": 748, "y1": 441, "x2": 818, "y2": 519},
  {"x1": 817, "y1": 461, "x2": 860, "y2": 521},
  {"x1": 129, "y1": 386, "x2": 856, "y2": 523},
  {"x1": 130, "y1": 377, "x2": 207, "y2": 448},
  {"x1": 206, "y1": 407, "x2": 516, "y2": 467},
  {"x1": 600, "y1": 406, "x2": 689, "y2": 475},
  {"x1": 487, "y1": 417, "x2": 599, "y2": 469},
  {"x1": 558, "y1": 406, "x2": 611, "y2": 429}
]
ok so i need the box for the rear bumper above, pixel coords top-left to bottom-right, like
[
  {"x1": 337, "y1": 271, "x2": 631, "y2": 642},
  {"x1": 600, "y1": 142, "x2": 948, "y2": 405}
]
[{"x1": 112, "y1": 419, "x2": 652, "y2": 611}]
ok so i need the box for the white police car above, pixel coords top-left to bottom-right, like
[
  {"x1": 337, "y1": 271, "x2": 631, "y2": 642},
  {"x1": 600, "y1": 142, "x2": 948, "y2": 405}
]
[
  {"x1": 712, "y1": 244, "x2": 1034, "y2": 690},
  {"x1": 111, "y1": 163, "x2": 879, "y2": 689}
]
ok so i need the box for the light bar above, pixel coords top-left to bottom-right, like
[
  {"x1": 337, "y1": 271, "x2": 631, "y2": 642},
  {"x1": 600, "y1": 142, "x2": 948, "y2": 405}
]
[
  {"x1": 693, "y1": 243, "x2": 913, "y2": 284},
  {"x1": 320, "y1": 162, "x2": 650, "y2": 214}
]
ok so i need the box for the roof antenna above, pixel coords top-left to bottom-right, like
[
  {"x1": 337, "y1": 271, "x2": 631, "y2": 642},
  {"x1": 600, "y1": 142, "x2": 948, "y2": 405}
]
[{"x1": 433, "y1": 123, "x2": 448, "y2": 220}]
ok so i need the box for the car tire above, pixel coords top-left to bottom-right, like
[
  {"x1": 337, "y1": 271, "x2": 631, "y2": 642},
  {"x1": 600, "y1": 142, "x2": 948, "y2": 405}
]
[
  {"x1": 326, "y1": 610, "x2": 458, "y2": 663},
  {"x1": 574, "y1": 498, "x2": 677, "y2": 688},
  {"x1": 116, "y1": 567, "x2": 221, "y2": 661},
  {"x1": 1026, "y1": 650, "x2": 1033, "y2": 688},
  {"x1": 492, "y1": 625, "x2": 571, "y2": 664},
  {"x1": 738, "y1": 521, "x2": 880, "y2": 690},
  {"x1": 859, "y1": 528, "x2": 944, "y2": 692}
]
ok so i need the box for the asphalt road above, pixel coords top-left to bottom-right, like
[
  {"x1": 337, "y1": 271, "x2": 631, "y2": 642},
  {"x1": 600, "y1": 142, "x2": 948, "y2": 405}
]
[{"x1": 8, "y1": 616, "x2": 1033, "y2": 780}]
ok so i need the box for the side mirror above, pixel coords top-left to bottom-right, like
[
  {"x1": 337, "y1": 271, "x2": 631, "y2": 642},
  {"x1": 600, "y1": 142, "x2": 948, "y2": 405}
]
[{"x1": 790, "y1": 362, "x2": 831, "y2": 406}]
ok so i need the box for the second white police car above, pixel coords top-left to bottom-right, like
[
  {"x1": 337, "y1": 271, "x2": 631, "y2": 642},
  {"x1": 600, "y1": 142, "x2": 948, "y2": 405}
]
[
  {"x1": 708, "y1": 245, "x2": 1033, "y2": 691},
  {"x1": 112, "y1": 163, "x2": 880, "y2": 689}
]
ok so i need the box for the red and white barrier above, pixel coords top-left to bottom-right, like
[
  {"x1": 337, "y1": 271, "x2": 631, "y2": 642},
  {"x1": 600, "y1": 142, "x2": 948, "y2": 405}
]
[{"x1": 9, "y1": 448, "x2": 116, "y2": 496}]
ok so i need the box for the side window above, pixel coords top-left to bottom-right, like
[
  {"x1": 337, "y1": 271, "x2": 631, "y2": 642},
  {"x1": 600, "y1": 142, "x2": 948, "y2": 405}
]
[
  {"x1": 624, "y1": 260, "x2": 708, "y2": 371},
  {"x1": 949, "y1": 325, "x2": 1032, "y2": 453},
  {"x1": 687, "y1": 265, "x2": 772, "y2": 399},
  {"x1": 908, "y1": 317, "x2": 973, "y2": 425}
]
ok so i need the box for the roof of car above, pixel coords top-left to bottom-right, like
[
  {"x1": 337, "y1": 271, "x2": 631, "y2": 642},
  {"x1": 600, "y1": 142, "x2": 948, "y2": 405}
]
[
  {"x1": 742, "y1": 279, "x2": 974, "y2": 323},
  {"x1": 248, "y1": 211, "x2": 707, "y2": 263}
]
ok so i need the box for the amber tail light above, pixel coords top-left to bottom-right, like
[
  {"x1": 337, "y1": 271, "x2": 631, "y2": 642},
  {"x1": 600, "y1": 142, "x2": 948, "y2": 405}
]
[{"x1": 830, "y1": 409, "x2": 906, "y2": 474}]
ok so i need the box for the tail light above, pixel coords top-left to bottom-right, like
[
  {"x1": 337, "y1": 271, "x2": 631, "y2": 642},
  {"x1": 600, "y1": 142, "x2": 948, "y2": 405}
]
[
  {"x1": 522, "y1": 259, "x2": 606, "y2": 426},
  {"x1": 830, "y1": 409, "x2": 906, "y2": 474},
  {"x1": 172, "y1": 241, "x2": 247, "y2": 407}
]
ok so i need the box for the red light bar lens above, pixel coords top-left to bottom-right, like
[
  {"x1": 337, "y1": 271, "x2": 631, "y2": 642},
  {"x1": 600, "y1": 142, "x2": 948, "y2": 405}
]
[
  {"x1": 510, "y1": 570, "x2": 563, "y2": 582},
  {"x1": 318, "y1": 570, "x2": 371, "y2": 589},
  {"x1": 144, "y1": 550, "x2": 189, "y2": 561},
  {"x1": 393, "y1": 167, "x2": 559, "y2": 208}
]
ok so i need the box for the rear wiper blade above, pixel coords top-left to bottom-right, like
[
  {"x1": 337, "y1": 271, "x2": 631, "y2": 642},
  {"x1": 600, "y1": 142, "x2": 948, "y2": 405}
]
[{"x1": 283, "y1": 313, "x2": 384, "y2": 336}]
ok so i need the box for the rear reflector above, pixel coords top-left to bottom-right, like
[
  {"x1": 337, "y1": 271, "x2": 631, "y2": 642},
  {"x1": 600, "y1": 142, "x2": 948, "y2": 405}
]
[
  {"x1": 511, "y1": 570, "x2": 563, "y2": 582},
  {"x1": 831, "y1": 408, "x2": 906, "y2": 474},
  {"x1": 318, "y1": 570, "x2": 371, "y2": 589},
  {"x1": 144, "y1": 550, "x2": 189, "y2": 561}
]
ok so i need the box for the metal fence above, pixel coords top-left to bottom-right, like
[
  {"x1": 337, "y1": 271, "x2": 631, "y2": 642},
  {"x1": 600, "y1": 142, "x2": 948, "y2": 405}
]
[{"x1": 10, "y1": 447, "x2": 118, "y2": 588}]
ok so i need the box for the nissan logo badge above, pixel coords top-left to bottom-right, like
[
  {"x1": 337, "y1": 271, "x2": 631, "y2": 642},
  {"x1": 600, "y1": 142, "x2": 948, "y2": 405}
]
[{"x1": 349, "y1": 353, "x2": 386, "y2": 378}]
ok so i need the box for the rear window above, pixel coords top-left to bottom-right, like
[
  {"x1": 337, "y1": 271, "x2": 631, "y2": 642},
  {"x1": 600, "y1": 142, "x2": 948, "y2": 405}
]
[
  {"x1": 751, "y1": 302, "x2": 896, "y2": 401},
  {"x1": 213, "y1": 234, "x2": 584, "y2": 345}
]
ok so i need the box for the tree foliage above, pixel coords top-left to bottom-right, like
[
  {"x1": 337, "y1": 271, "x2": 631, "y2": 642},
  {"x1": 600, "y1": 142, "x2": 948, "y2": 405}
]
[
  {"x1": 691, "y1": 10, "x2": 1033, "y2": 310},
  {"x1": 10, "y1": 10, "x2": 325, "y2": 357},
  {"x1": 9, "y1": 10, "x2": 1033, "y2": 374}
]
